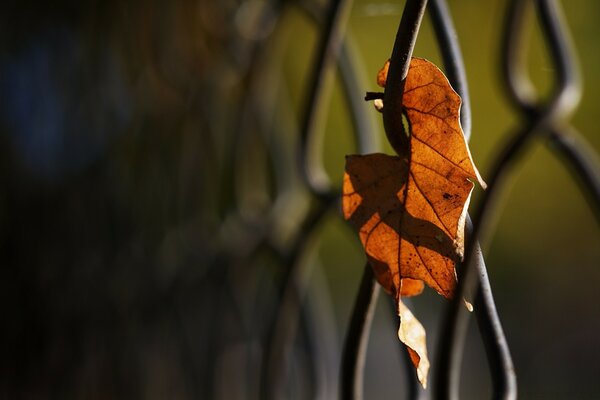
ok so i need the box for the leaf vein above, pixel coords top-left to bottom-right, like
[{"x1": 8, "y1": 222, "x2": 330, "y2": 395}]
[
  {"x1": 412, "y1": 244, "x2": 445, "y2": 295},
  {"x1": 408, "y1": 170, "x2": 452, "y2": 237},
  {"x1": 411, "y1": 135, "x2": 471, "y2": 175},
  {"x1": 403, "y1": 81, "x2": 446, "y2": 95}
]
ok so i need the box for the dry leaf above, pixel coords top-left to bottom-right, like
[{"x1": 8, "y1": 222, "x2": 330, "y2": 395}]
[
  {"x1": 398, "y1": 299, "x2": 429, "y2": 388},
  {"x1": 342, "y1": 57, "x2": 485, "y2": 387}
]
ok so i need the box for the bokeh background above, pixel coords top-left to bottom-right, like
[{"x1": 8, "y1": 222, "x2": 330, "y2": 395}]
[{"x1": 1, "y1": 0, "x2": 599, "y2": 399}]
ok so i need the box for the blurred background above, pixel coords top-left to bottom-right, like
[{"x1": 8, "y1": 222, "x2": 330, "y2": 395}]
[{"x1": 1, "y1": 0, "x2": 599, "y2": 398}]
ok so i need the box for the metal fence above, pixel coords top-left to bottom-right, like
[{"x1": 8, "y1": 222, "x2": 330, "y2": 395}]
[
  {"x1": 204, "y1": 0, "x2": 600, "y2": 398},
  {"x1": 3, "y1": 0, "x2": 599, "y2": 399}
]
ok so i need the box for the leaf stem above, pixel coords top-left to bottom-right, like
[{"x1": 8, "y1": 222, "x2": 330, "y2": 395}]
[{"x1": 364, "y1": 91, "x2": 384, "y2": 101}]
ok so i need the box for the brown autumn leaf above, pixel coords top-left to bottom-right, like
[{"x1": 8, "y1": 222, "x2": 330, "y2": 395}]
[{"x1": 342, "y1": 57, "x2": 486, "y2": 387}]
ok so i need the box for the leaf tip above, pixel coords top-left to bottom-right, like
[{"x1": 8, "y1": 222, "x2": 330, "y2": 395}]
[{"x1": 397, "y1": 299, "x2": 430, "y2": 389}]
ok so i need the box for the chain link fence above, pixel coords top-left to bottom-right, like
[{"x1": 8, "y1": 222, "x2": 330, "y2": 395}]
[{"x1": 2, "y1": 0, "x2": 599, "y2": 398}]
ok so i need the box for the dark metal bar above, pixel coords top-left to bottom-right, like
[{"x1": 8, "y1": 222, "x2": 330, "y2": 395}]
[
  {"x1": 437, "y1": 1, "x2": 587, "y2": 399},
  {"x1": 502, "y1": 0, "x2": 581, "y2": 118},
  {"x1": 300, "y1": 0, "x2": 354, "y2": 196},
  {"x1": 298, "y1": 0, "x2": 380, "y2": 154},
  {"x1": 428, "y1": 1, "x2": 517, "y2": 398},
  {"x1": 435, "y1": 133, "x2": 534, "y2": 400},
  {"x1": 435, "y1": 213, "x2": 521, "y2": 400},
  {"x1": 501, "y1": 0, "x2": 537, "y2": 113},
  {"x1": 261, "y1": 0, "x2": 357, "y2": 396},
  {"x1": 436, "y1": 109, "x2": 548, "y2": 399},
  {"x1": 428, "y1": 0, "x2": 472, "y2": 139},
  {"x1": 548, "y1": 127, "x2": 600, "y2": 222},
  {"x1": 340, "y1": 264, "x2": 380, "y2": 400},
  {"x1": 536, "y1": 0, "x2": 581, "y2": 119},
  {"x1": 470, "y1": 217, "x2": 518, "y2": 400},
  {"x1": 382, "y1": 0, "x2": 429, "y2": 158},
  {"x1": 339, "y1": 2, "x2": 429, "y2": 398}
]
